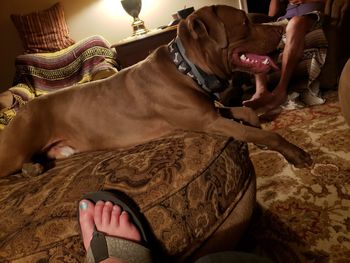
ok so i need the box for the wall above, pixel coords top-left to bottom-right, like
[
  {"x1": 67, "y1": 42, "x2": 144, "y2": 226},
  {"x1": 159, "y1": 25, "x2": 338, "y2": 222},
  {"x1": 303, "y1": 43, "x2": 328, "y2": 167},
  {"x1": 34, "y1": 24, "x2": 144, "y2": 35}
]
[{"x1": 0, "y1": 0, "x2": 246, "y2": 92}]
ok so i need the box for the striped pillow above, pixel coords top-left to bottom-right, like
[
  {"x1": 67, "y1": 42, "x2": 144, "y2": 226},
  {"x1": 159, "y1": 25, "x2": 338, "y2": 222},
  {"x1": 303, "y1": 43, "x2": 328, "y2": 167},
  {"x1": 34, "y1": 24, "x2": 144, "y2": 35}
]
[{"x1": 11, "y1": 3, "x2": 75, "y2": 53}]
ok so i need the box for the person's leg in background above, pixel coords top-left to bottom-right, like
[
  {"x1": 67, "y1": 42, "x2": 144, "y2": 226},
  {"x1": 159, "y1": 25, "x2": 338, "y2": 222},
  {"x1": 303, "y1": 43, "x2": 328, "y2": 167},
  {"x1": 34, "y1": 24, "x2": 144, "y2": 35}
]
[{"x1": 243, "y1": 14, "x2": 316, "y2": 114}]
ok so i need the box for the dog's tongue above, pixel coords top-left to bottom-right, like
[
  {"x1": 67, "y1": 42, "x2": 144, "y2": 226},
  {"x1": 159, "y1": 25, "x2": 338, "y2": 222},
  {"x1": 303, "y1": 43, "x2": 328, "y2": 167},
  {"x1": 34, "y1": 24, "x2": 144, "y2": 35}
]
[{"x1": 244, "y1": 53, "x2": 279, "y2": 71}]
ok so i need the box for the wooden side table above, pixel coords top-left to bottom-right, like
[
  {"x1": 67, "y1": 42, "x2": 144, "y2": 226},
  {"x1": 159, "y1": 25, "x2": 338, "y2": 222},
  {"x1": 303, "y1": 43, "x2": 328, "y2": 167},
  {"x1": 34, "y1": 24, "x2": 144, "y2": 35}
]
[{"x1": 112, "y1": 26, "x2": 177, "y2": 68}]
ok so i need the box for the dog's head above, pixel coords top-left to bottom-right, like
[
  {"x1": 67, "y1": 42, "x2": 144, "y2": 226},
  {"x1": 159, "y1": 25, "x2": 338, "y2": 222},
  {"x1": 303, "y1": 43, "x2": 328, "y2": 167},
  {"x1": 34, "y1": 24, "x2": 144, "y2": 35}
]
[{"x1": 178, "y1": 5, "x2": 283, "y2": 78}]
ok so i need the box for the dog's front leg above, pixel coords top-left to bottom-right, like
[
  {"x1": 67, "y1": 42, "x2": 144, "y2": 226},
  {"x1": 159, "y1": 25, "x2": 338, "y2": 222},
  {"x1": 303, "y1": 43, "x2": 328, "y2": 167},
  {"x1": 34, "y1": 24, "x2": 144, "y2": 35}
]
[
  {"x1": 218, "y1": 107, "x2": 261, "y2": 128},
  {"x1": 206, "y1": 116, "x2": 312, "y2": 168}
]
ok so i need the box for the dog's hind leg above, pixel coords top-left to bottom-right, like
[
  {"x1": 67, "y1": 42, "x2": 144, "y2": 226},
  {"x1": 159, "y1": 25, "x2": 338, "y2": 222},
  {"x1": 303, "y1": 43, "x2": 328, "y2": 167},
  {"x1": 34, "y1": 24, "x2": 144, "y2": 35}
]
[
  {"x1": 0, "y1": 116, "x2": 48, "y2": 177},
  {"x1": 0, "y1": 137, "x2": 31, "y2": 177},
  {"x1": 0, "y1": 134, "x2": 42, "y2": 177},
  {"x1": 47, "y1": 144, "x2": 76, "y2": 159}
]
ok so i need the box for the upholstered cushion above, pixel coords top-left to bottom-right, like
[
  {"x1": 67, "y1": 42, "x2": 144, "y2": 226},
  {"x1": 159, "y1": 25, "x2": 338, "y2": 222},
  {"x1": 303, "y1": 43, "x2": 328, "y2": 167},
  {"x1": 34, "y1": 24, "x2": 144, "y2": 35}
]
[
  {"x1": 11, "y1": 3, "x2": 75, "y2": 53},
  {"x1": 0, "y1": 131, "x2": 255, "y2": 262}
]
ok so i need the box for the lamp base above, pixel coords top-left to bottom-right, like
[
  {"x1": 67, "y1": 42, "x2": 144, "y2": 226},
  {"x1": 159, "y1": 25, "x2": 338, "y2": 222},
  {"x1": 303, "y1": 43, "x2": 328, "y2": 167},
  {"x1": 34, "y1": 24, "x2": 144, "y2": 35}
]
[{"x1": 132, "y1": 17, "x2": 148, "y2": 36}]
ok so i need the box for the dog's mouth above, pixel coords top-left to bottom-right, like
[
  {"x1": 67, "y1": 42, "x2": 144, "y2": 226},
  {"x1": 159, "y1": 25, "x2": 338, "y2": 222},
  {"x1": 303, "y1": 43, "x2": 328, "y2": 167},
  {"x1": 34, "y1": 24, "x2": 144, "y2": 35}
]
[{"x1": 231, "y1": 52, "x2": 279, "y2": 74}]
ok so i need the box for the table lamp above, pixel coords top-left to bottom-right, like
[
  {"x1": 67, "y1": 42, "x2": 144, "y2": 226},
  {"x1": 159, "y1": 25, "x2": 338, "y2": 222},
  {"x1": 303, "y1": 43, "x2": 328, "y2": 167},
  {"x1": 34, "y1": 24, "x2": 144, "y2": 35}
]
[{"x1": 121, "y1": 0, "x2": 149, "y2": 36}]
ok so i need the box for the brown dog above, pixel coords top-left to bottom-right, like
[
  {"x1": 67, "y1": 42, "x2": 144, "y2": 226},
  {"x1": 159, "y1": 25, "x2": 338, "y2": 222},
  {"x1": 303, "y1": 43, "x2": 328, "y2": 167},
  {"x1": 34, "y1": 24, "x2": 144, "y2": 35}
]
[{"x1": 0, "y1": 5, "x2": 312, "y2": 177}]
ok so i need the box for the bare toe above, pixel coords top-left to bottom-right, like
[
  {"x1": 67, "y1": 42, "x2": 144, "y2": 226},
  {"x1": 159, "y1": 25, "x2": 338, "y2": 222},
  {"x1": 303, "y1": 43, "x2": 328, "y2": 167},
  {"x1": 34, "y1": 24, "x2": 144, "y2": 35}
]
[
  {"x1": 110, "y1": 205, "x2": 122, "y2": 227},
  {"x1": 102, "y1": 201, "x2": 113, "y2": 226},
  {"x1": 119, "y1": 211, "x2": 142, "y2": 243},
  {"x1": 79, "y1": 200, "x2": 95, "y2": 250}
]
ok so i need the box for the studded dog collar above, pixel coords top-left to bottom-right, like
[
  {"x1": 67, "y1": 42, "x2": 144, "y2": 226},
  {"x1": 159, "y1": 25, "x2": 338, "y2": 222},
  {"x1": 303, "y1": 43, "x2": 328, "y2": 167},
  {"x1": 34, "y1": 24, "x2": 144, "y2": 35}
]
[{"x1": 168, "y1": 37, "x2": 228, "y2": 100}]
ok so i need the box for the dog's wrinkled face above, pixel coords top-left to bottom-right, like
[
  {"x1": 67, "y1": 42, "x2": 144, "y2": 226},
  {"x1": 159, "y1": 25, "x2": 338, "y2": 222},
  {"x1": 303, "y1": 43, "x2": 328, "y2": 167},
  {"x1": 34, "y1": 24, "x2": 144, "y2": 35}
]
[
  {"x1": 216, "y1": 6, "x2": 282, "y2": 74},
  {"x1": 179, "y1": 5, "x2": 283, "y2": 76}
]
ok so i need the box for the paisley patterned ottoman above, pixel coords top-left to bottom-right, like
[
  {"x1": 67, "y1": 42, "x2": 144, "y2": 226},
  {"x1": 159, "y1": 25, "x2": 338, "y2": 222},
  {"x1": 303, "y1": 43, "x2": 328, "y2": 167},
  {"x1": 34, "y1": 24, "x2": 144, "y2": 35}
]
[{"x1": 0, "y1": 131, "x2": 255, "y2": 262}]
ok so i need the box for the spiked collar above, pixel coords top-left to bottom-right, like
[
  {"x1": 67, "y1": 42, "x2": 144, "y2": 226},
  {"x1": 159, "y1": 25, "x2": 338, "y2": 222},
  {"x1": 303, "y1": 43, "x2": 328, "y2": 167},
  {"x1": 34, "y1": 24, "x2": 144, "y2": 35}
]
[{"x1": 168, "y1": 37, "x2": 228, "y2": 100}]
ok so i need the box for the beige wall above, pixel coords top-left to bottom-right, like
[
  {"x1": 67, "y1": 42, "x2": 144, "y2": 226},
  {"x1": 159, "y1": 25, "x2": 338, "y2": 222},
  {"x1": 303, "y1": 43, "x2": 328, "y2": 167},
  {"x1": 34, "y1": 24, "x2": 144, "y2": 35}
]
[{"x1": 0, "y1": 0, "x2": 246, "y2": 92}]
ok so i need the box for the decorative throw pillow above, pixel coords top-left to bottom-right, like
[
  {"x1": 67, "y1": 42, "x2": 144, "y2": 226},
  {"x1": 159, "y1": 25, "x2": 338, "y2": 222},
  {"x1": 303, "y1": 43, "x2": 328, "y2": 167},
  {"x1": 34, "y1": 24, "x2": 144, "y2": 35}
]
[{"x1": 11, "y1": 2, "x2": 75, "y2": 53}]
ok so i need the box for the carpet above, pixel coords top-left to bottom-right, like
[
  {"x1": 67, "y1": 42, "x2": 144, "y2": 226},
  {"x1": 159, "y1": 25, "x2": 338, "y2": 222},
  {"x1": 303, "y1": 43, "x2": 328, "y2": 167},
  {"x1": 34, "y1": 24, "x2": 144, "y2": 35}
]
[{"x1": 242, "y1": 91, "x2": 350, "y2": 262}]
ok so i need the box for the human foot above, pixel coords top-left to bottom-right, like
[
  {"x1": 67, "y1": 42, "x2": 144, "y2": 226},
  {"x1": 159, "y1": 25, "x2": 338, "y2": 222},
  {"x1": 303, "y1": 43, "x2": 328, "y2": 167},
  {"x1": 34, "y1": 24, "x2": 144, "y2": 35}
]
[
  {"x1": 79, "y1": 200, "x2": 142, "y2": 250},
  {"x1": 243, "y1": 89, "x2": 287, "y2": 115},
  {"x1": 79, "y1": 191, "x2": 153, "y2": 263},
  {"x1": 79, "y1": 199, "x2": 144, "y2": 263}
]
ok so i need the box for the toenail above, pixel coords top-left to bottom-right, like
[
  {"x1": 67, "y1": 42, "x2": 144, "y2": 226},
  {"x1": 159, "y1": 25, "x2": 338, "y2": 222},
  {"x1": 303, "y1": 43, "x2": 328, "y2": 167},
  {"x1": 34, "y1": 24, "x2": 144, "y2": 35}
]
[{"x1": 79, "y1": 201, "x2": 88, "y2": 210}]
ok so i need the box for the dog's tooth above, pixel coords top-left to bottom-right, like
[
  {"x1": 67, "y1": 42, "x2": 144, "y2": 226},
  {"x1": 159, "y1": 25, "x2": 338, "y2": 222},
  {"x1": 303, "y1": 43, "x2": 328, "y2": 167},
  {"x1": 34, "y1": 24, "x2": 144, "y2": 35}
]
[
  {"x1": 262, "y1": 58, "x2": 270, "y2": 65},
  {"x1": 240, "y1": 54, "x2": 247, "y2": 61},
  {"x1": 246, "y1": 58, "x2": 251, "y2": 62},
  {"x1": 254, "y1": 60, "x2": 258, "y2": 63}
]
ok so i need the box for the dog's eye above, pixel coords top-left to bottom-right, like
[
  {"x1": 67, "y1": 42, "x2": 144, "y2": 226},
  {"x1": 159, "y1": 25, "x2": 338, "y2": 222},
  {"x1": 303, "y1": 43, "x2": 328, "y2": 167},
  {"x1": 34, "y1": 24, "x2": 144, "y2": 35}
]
[{"x1": 242, "y1": 18, "x2": 249, "y2": 26}]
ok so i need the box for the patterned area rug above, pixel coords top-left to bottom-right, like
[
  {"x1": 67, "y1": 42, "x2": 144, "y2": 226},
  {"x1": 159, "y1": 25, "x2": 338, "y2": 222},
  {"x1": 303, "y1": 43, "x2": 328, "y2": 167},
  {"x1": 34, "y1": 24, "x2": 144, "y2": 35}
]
[{"x1": 242, "y1": 91, "x2": 350, "y2": 262}]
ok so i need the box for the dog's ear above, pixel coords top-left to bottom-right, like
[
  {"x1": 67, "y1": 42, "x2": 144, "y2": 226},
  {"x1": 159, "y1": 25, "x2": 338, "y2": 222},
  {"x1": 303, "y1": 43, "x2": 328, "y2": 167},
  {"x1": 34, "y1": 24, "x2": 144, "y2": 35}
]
[
  {"x1": 187, "y1": 14, "x2": 208, "y2": 40},
  {"x1": 186, "y1": 9, "x2": 228, "y2": 48}
]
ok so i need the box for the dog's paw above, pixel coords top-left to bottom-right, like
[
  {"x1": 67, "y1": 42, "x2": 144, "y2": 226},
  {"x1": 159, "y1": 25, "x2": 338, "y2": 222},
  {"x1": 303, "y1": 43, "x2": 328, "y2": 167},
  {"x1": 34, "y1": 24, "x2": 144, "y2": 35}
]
[
  {"x1": 283, "y1": 144, "x2": 313, "y2": 168},
  {"x1": 292, "y1": 151, "x2": 313, "y2": 168}
]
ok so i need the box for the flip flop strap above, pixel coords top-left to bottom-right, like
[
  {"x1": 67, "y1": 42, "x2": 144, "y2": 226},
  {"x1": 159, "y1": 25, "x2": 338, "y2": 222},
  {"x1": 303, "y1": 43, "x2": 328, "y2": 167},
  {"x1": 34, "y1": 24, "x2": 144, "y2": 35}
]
[
  {"x1": 90, "y1": 230, "x2": 109, "y2": 262},
  {"x1": 86, "y1": 230, "x2": 152, "y2": 263},
  {"x1": 105, "y1": 236, "x2": 153, "y2": 263}
]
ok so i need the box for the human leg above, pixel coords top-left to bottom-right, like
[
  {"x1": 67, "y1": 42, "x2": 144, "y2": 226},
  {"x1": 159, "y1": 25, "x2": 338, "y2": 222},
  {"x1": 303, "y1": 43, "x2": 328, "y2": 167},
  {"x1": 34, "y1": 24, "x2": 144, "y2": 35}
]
[
  {"x1": 273, "y1": 15, "x2": 315, "y2": 97},
  {"x1": 243, "y1": 15, "x2": 316, "y2": 114}
]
